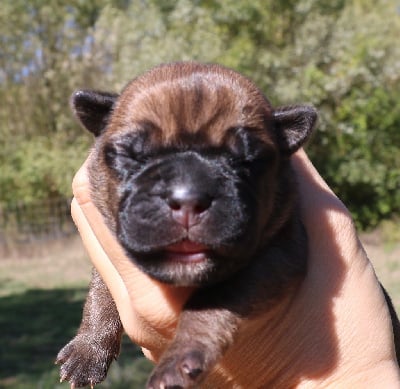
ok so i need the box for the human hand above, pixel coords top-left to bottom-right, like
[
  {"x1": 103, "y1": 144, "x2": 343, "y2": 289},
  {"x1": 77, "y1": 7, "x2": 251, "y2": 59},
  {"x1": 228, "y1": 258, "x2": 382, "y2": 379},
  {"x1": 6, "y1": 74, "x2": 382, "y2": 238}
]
[{"x1": 70, "y1": 149, "x2": 400, "y2": 388}]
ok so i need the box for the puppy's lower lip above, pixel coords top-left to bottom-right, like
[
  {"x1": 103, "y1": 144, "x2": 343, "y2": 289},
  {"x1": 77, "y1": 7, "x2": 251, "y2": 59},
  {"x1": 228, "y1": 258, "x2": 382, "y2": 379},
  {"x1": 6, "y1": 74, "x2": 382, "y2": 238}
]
[{"x1": 164, "y1": 240, "x2": 209, "y2": 263}]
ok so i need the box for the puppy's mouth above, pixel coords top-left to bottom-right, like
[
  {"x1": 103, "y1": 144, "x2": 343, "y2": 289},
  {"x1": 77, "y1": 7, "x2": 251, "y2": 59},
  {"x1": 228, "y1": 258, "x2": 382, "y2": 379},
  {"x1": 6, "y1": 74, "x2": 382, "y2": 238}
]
[
  {"x1": 162, "y1": 240, "x2": 210, "y2": 264},
  {"x1": 128, "y1": 239, "x2": 242, "y2": 286}
]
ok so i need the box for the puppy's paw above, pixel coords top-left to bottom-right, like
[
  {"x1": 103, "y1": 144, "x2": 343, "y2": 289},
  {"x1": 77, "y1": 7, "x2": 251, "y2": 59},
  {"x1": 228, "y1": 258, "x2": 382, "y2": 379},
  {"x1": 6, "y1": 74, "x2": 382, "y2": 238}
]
[
  {"x1": 56, "y1": 334, "x2": 117, "y2": 387},
  {"x1": 147, "y1": 349, "x2": 206, "y2": 389}
]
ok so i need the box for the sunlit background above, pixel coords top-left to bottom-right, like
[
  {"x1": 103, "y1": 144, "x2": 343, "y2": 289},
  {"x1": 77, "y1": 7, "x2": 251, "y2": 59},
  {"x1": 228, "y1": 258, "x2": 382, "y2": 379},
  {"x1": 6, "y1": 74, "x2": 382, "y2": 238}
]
[{"x1": 0, "y1": 1, "x2": 399, "y2": 387}]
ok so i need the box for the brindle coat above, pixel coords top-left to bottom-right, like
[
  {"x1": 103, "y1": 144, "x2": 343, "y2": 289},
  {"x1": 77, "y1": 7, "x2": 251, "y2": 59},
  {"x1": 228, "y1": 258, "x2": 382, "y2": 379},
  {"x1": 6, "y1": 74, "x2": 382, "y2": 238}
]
[{"x1": 56, "y1": 62, "x2": 400, "y2": 388}]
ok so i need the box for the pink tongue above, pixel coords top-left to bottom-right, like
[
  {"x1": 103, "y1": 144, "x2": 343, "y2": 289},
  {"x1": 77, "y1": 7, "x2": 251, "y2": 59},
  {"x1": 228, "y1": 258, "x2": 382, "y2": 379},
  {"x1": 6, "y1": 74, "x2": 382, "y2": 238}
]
[{"x1": 166, "y1": 240, "x2": 208, "y2": 254}]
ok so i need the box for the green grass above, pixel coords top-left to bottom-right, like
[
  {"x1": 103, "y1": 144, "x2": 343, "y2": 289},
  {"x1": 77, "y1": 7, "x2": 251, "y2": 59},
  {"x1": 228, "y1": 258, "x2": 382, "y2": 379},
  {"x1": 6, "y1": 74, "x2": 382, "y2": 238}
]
[{"x1": 0, "y1": 236, "x2": 152, "y2": 389}]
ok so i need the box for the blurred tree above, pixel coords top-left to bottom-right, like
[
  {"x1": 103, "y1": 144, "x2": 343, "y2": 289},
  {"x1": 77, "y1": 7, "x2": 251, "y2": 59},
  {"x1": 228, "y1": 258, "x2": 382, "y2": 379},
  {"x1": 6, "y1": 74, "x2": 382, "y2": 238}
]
[
  {"x1": 199, "y1": 0, "x2": 400, "y2": 228},
  {"x1": 0, "y1": 0, "x2": 399, "y2": 228},
  {"x1": 0, "y1": 0, "x2": 124, "y2": 202},
  {"x1": 273, "y1": 0, "x2": 400, "y2": 227}
]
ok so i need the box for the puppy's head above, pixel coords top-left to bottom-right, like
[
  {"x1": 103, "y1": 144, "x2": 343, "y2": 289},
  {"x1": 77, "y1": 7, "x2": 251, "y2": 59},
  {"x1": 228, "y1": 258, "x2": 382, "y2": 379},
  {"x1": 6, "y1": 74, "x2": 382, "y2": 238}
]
[{"x1": 71, "y1": 62, "x2": 317, "y2": 286}]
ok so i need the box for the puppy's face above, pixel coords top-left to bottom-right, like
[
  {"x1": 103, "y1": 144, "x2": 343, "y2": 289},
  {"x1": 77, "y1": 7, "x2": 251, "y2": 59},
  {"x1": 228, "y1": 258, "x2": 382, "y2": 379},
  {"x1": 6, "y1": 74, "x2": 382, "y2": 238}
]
[{"x1": 71, "y1": 62, "x2": 316, "y2": 286}]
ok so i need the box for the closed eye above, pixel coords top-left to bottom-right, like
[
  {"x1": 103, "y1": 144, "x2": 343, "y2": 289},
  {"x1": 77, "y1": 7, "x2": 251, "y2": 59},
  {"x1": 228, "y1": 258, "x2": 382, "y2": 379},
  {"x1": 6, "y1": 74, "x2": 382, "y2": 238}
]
[
  {"x1": 104, "y1": 142, "x2": 145, "y2": 180},
  {"x1": 225, "y1": 126, "x2": 276, "y2": 163}
]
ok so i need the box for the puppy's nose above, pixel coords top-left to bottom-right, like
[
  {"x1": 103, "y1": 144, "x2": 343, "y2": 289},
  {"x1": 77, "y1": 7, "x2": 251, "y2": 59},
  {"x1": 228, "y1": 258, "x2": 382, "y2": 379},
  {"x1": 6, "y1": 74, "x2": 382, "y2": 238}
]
[{"x1": 167, "y1": 186, "x2": 212, "y2": 228}]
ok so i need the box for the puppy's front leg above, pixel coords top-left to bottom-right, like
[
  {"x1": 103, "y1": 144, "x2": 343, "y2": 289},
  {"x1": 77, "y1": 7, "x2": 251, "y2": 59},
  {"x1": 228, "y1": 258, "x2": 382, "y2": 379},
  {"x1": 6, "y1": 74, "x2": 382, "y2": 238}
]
[
  {"x1": 147, "y1": 231, "x2": 307, "y2": 389},
  {"x1": 56, "y1": 269, "x2": 123, "y2": 387},
  {"x1": 147, "y1": 303, "x2": 239, "y2": 389}
]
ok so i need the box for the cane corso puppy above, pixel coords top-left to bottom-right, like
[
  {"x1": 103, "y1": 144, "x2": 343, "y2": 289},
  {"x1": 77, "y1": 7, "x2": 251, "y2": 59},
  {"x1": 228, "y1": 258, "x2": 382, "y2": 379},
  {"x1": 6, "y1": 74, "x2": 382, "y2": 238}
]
[{"x1": 57, "y1": 61, "x2": 344, "y2": 388}]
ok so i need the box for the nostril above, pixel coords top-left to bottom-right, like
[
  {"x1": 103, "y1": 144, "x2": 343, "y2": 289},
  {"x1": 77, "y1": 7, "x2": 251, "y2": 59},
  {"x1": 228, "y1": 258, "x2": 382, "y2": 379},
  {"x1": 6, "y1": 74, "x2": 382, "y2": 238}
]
[
  {"x1": 167, "y1": 198, "x2": 182, "y2": 211},
  {"x1": 194, "y1": 205, "x2": 205, "y2": 214},
  {"x1": 166, "y1": 187, "x2": 213, "y2": 216},
  {"x1": 167, "y1": 198, "x2": 211, "y2": 215},
  {"x1": 193, "y1": 196, "x2": 212, "y2": 214}
]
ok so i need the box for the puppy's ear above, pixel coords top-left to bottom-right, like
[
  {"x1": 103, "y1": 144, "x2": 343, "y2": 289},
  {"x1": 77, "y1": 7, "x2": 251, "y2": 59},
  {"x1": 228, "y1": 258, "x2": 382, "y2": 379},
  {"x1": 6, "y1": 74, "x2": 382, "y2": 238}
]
[
  {"x1": 70, "y1": 90, "x2": 119, "y2": 137},
  {"x1": 273, "y1": 105, "x2": 317, "y2": 154}
]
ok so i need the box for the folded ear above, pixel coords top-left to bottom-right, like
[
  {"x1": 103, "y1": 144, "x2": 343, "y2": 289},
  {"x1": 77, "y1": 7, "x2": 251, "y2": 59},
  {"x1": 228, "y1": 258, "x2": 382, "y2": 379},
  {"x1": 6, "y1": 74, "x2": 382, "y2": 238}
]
[
  {"x1": 273, "y1": 105, "x2": 317, "y2": 154},
  {"x1": 70, "y1": 90, "x2": 119, "y2": 136}
]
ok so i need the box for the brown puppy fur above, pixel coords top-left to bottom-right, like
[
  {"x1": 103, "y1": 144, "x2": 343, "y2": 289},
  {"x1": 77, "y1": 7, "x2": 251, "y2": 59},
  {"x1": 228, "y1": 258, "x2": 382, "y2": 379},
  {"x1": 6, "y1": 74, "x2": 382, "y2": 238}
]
[{"x1": 56, "y1": 62, "x2": 400, "y2": 388}]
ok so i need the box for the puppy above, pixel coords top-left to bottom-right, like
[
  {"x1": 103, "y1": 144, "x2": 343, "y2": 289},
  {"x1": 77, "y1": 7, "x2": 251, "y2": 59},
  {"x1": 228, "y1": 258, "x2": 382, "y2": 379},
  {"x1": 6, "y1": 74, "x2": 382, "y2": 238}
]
[{"x1": 56, "y1": 62, "x2": 398, "y2": 388}]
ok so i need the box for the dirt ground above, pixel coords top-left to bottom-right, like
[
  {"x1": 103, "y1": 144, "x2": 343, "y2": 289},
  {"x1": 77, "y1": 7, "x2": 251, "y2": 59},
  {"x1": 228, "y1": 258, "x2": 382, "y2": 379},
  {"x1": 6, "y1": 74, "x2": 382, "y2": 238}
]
[{"x1": 361, "y1": 229, "x2": 400, "y2": 311}]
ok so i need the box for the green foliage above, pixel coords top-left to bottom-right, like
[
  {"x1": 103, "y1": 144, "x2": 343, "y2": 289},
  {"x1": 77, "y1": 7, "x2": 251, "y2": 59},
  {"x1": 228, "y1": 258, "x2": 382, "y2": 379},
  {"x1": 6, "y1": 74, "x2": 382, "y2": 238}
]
[
  {"x1": 0, "y1": 0, "x2": 399, "y2": 228},
  {"x1": 1, "y1": 134, "x2": 90, "y2": 203}
]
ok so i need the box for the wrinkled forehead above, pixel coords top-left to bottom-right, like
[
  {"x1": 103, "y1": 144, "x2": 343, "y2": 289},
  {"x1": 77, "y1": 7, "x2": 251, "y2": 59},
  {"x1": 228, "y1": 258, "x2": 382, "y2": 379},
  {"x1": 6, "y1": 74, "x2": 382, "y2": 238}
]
[{"x1": 108, "y1": 66, "x2": 273, "y2": 146}]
